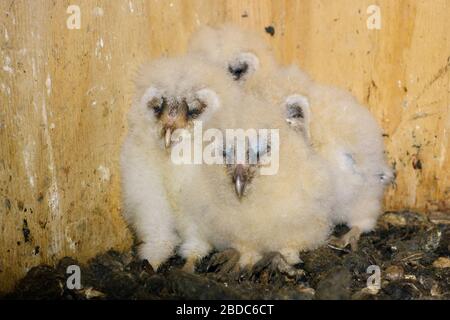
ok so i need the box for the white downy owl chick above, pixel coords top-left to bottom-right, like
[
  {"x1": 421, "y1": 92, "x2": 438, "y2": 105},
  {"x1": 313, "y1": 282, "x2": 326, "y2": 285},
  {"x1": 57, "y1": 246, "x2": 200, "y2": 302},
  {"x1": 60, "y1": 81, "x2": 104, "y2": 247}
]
[
  {"x1": 170, "y1": 92, "x2": 335, "y2": 271},
  {"x1": 188, "y1": 24, "x2": 392, "y2": 249},
  {"x1": 120, "y1": 54, "x2": 240, "y2": 270},
  {"x1": 188, "y1": 24, "x2": 284, "y2": 86},
  {"x1": 281, "y1": 73, "x2": 393, "y2": 249}
]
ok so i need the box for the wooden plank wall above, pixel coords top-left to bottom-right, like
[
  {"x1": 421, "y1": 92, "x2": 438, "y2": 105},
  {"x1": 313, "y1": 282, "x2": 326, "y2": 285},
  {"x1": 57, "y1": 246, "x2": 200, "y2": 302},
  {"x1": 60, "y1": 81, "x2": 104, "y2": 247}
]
[{"x1": 0, "y1": 0, "x2": 449, "y2": 292}]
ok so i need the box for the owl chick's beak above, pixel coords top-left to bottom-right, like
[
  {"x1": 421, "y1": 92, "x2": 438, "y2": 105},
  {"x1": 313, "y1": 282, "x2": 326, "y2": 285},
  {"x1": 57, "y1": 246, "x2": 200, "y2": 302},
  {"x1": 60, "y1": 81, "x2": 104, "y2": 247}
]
[
  {"x1": 161, "y1": 106, "x2": 188, "y2": 149},
  {"x1": 234, "y1": 164, "x2": 247, "y2": 199},
  {"x1": 164, "y1": 127, "x2": 172, "y2": 148}
]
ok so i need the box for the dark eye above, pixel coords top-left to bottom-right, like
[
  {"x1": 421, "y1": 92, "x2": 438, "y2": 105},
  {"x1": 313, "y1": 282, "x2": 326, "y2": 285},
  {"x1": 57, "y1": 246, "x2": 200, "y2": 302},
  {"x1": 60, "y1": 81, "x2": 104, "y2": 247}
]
[
  {"x1": 188, "y1": 109, "x2": 202, "y2": 119},
  {"x1": 228, "y1": 62, "x2": 249, "y2": 81},
  {"x1": 257, "y1": 144, "x2": 271, "y2": 161},
  {"x1": 147, "y1": 97, "x2": 164, "y2": 118},
  {"x1": 222, "y1": 146, "x2": 234, "y2": 165},
  {"x1": 287, "y1": 105, "x2": 304, "y2": 119},
  {"x1": 187, "y1": 99, "x2": 207, "y2": 119}
]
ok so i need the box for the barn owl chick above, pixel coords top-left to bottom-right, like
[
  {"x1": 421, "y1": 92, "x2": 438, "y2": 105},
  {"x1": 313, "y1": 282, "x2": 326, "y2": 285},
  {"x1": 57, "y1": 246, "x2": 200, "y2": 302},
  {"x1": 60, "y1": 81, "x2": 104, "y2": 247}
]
[
  {"x1": 281, "y1": 76, "x2": 393, "y2": 250},
  {"x1": 188, "y1": 24, "x2": 283, "y2": 86},
  {"x1": 120, "y1": 54, "x2": 240, "y2": 270},
  {"x1": 188, "y1": 24, "x2": 393, "y2": 250},
  {"x1": 188, "y1": 24, "x2": 314, "y2": 101},
  {"x1": 170, "y1": 92, "x2": 335, "y2": 273}
]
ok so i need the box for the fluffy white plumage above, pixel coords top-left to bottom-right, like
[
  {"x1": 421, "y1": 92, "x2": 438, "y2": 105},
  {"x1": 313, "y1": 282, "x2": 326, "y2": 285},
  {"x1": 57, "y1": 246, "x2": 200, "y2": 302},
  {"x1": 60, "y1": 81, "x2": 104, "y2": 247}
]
[
  {"x1": 121, "y1": 52, "x2": 335, "y2": 270},
  {"x1": 121, "y1": 24, "x2": 393, "y2": 272},
  {"x1": 188, "y1": 25, "x2": 393, "y2": 246},
  {"x1": 120, "y1": 54, "x2": 240, "y2": 269},
  {"x1": 171, "y1": 93, "x2": 335, "y2": 268}
]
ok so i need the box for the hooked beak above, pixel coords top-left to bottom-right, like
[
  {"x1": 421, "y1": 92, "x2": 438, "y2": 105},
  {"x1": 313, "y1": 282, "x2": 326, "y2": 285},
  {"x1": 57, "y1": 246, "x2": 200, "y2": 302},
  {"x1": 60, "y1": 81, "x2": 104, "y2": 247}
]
[
  {"x1": 164, "y1": 127, "x2": 172, "y2": 148},
  {"x1": 234, "y1": 164, "x2": 246, "y2": 199}
]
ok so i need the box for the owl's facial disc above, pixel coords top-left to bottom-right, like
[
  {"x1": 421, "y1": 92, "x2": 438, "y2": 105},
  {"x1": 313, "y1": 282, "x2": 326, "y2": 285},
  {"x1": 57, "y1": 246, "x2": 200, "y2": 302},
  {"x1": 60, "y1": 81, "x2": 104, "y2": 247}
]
[
  {"x1": 144, "y1": 89, "x2": 210, "y2": 148},
  {"x1": 223, "y1": 139, "x2": 271, "y2": 199}
]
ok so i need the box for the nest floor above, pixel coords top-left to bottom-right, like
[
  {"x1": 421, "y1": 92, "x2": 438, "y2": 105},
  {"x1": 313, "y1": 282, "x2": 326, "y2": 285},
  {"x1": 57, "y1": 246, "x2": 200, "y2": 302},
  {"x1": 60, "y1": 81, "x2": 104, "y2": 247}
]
[{"x1": 4, "y1": 211, "x2": 450, "y2": 300}]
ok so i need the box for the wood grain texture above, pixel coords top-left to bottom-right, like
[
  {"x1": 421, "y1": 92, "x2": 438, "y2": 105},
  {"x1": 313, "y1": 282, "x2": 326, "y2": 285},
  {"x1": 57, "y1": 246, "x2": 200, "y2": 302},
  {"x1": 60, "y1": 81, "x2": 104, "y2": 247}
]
[{"x1": 0, "y1": 0, "x2": 449, "y2": 292}]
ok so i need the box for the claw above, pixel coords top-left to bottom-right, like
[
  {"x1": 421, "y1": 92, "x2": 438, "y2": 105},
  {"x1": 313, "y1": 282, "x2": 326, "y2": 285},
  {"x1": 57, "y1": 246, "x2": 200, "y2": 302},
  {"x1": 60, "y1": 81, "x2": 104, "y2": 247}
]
[
  {"x1": 251, "y1": 252, "x2": 305, "y2": 282},
  {"x1": 328, "y1": 226, "x2": 362, "y2": 252},
  {"x1": 238, "y1": 265, "x2": 253, "y2": 281},
  {"x1": 207, "y1": 248, "x2": 240, "y2": 280},
  {"x1": 181, "y1": 257, "x2": 197, "y2": 273}
]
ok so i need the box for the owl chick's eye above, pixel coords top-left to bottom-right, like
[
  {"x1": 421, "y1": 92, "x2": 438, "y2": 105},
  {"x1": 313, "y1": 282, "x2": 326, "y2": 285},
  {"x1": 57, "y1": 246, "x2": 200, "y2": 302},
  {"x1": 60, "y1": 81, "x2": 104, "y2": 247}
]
[
  {"x1": 285, "y1": 94, "x2": 311, "y2": 142},
  {"x1": 261, "y1": 144, "x2": 271, "y2": 155},
  {"x1": 228, "y1": 52, "x2": 259, "y2": 81},
  {"x1": 248, "y1": 143, "x2": 271, "y2": 163},
  {"x1": 287, "y1": 104, "x2": 304, "y2": 119},
  {"x1": 222, "y1": 146, "x2": 234, "y2": 165},
  {"x1": 147, "y1": 96, "x2": 164, "y2": 118},
  {"x1": 257, "y1": 144, "x2": 271, "y2": 161},
  {"x1": 228, "y1": 62, "x2": 249, "y2": 81},
  {"x1": 187, "y1": 99, "x2": 207, "y2": 119}
]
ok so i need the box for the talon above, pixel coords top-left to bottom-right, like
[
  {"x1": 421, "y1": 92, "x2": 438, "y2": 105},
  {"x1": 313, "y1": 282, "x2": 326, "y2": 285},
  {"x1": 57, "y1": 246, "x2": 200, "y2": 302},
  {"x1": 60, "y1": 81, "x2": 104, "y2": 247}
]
[
  {"x1": 328, "y1": 226, "x2": 361, "y2": 252},
  {"x1": 182, "y1": 257, "x2": 197, "y2": 273},
  {"x1": 239, "y1": 265, "x2": 253, "y2": 281},
  {"x1": 207, "y1": 248, "x2": 240, "y2": 280},
  {"x1": 251, "y1": 252, "x2": 305, "y2": 282}
]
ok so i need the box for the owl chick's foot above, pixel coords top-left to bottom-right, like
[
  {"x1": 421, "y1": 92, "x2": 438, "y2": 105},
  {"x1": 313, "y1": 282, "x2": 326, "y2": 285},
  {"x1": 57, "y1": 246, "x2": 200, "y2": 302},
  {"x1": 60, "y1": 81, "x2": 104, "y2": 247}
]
[
  {"x1": 207, "y1": 248, "x2": 240, "y2": 280},
  {"x1": 251, "y1": 252, "x2": 305, "y2": 282},
  {"x1": 181, "y1": 257, "x2": 198, "y2": 273},
  {"x1": 328, "y1": 226, "x2": 362, "y2": 252}
]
